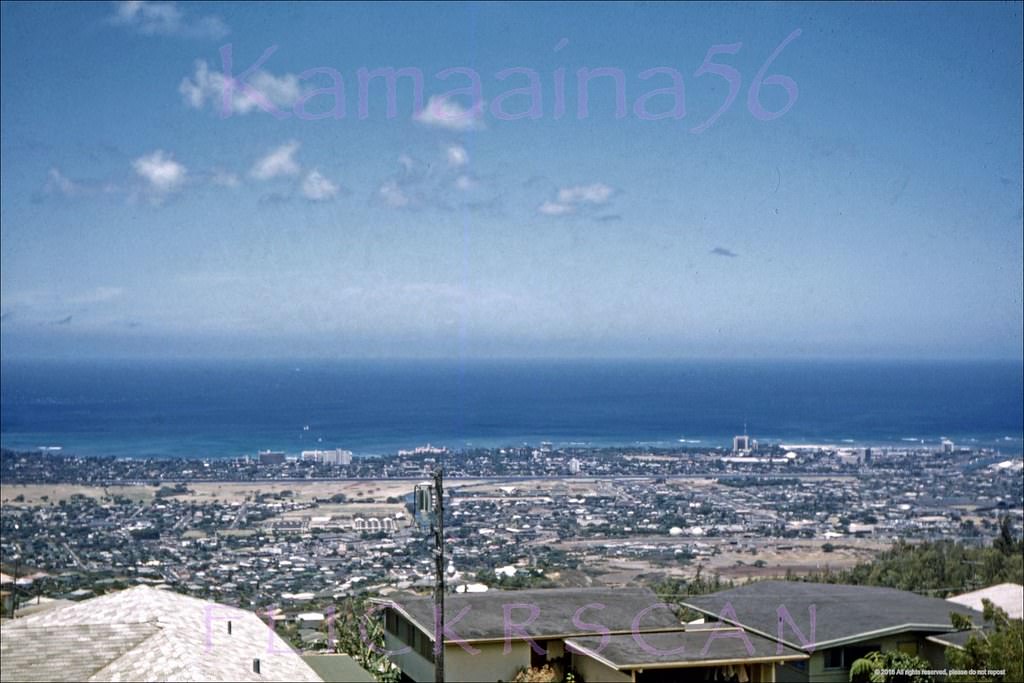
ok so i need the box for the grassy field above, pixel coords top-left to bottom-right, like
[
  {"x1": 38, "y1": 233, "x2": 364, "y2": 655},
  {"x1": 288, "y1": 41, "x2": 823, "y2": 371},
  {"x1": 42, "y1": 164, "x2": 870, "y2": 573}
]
[{"x1": 1, "y1": 483, "x2": 155, "y2": 505}]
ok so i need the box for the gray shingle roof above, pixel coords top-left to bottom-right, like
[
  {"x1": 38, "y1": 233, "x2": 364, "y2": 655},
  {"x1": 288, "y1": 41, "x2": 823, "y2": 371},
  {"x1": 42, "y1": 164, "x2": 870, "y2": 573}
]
[
  {"x1": 1, "y1": 623, "x2": 161, "y2": 682},
  {"x1": 383, "y1": 587, "x2": 681, "y2": 642},
  {"x1": 565, "y1": 628, "x2": 808, "y2": 670},
  {"x1": 681, "y1": 581, "x2": 985, "y2": 651},
  {"x1": 925, "y1": 629, "x2": 989, "y2": 650},
  {"x1": 0, "y1": 586, "x2": 322, "y2": 682}
]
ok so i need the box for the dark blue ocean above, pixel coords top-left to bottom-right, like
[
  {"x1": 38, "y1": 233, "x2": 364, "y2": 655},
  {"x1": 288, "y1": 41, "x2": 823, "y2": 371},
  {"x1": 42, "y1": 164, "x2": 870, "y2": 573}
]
[{"x1": 1, "y1": 359, "x2": 1021, "y2": 458}]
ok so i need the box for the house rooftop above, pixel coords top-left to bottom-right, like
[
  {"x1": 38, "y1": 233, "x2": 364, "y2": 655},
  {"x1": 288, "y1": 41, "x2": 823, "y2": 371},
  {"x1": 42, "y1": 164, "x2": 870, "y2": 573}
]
[
  {"x1": 925, "y1": 629, "x2": 989, "y2": 651},
  {"x1": 682, "y1": 580, "x2": 984, "y2": 651},
  {"x1": 0, "y1": 585, "x2": 321, "y2": 682},
  {"x1": 301, "y1": 654, "x2": 375, "y2": 683},
  {"x1": 379, "y1": 587, "x2": 681, "y2": 643},
  {"x1": 947, "y1": 583, "x2": 1023, "y2": 620},
  {"x1": 1, "y1": 623, "x2": 162, "y2": 682},
  {"x1": 565, "y1": 627, "x2": 808, "y2": 671}
]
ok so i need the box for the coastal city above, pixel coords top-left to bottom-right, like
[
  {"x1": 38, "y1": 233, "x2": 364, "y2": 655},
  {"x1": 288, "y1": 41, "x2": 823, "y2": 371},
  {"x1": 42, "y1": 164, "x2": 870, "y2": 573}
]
[
  {"x1": 3, "y1": 439, "x2": 1020, "y2": 618},
  {"x1": 2, "y1": 1, "x2": 1022, "y2": 681}
]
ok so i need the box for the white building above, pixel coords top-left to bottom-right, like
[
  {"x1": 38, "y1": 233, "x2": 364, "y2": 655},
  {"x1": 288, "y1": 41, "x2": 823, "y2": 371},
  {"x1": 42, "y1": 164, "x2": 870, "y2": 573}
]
[{"x1": 300, "y1": 449, "x2": 353, "y2": 465}]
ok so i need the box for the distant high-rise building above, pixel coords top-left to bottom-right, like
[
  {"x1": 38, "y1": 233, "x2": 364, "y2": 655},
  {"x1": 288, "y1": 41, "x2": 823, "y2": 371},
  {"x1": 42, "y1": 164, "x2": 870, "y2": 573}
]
[
  {"x1": 942, "y1": 439, "x2": 955, "y2": 455},
  {"x1": 300, "y1": 449, "x2": 353, "y2": 465},
  {"x1": 568, "y1": 457, "x2": 582, "y2": 475},
  {"x1": 258, "y1": 450, "x2": 286, "y2": 465},
  {"x1": 733, "y1": 435, "x2": 750, "y2": 453}
]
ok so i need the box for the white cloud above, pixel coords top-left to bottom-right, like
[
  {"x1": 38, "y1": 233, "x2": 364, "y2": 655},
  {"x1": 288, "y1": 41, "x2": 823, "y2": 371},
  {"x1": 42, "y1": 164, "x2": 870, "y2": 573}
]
[
  {"x1": 539, "y1": 183, "x2": 615, "y2": 216},
  {"x1": 111, "y1": 1, "x2": 228, "y2": 39},
  {"x1": 446, "y1": 144, "x2": 469, "y2": 168},
  {"x1": 301, "y1": 170, "x2": 340, "y2": 201},
  {"x1": 2, "y1": 286, "x2": 124, "y2": 319},
  {"x1": 179, "y1": 60, "x2": 306, "y2": 115},
  {"x1": 46, "y1": 168, "x2": 83, "y2": 197},
  {"x1": 397, "y1": 154, "x2": 416, "y2": 172},
  {"x1": 132, "y1": 150, "x2": 187, "y2": 194},
  {"x1": 538, "y1": 200, "x2": 575, "y2": 216},
  {"x1": 375, "y1": 148, "x2": 499, "y2": 211},
  {"x1": 211, "y1": 169, "x2": 240, "y2": 188},
  {"x1": 250, "y1": 142, "x2": 300, "y2": 180},
  {"x1": 69, "y1": 286, "x2": 124, "y2": 305},
  {"x1": 414, "y1": 96, "x2": 485, "y2": 131},
  {"x1": 557, "y1": 183, "x2": 613, "y2": 205},
  {"x1": 378, "y1": 180, "x2": 410, "y2": 208},
  {"x1": 42, "y1": 169, "x2": 124, "y2": 199}
]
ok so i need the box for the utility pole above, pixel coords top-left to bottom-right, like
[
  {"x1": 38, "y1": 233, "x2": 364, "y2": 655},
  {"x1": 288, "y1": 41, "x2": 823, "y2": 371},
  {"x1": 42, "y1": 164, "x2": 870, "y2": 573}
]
[
  {"x1": 13, "y1": 555, "x2": 20, "y2": 614},
  {"x1": 432, "y1": 468, "x2": 445, "y2": 683}
]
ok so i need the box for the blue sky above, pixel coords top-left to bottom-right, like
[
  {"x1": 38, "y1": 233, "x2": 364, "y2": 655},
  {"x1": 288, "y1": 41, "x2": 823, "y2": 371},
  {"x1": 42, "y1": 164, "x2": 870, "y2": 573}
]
[{"x1": 1, "y1": 1, "x2": 1021, "y2": 359}]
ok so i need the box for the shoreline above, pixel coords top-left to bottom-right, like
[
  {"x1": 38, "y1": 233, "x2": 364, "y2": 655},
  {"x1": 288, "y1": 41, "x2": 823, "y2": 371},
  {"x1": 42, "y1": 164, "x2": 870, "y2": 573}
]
[{"x1": 2, "y1": 433, "x2": 1022, "y2": 459}]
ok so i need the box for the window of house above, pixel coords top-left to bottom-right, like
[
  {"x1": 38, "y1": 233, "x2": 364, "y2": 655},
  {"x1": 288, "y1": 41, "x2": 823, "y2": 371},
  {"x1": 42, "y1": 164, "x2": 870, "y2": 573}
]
[
  {"x1": 844, "y1": 645, "x2": 878, "y2": 666},
  {"x1": 824, "y1": 648, "x2": 844, "y2": 669},
  {"x1": 531, "y1": 641, "x2": 549, "y2": 668},
  {"x1": 898, "y1": 641, "x2": 918, "y2": 656}
]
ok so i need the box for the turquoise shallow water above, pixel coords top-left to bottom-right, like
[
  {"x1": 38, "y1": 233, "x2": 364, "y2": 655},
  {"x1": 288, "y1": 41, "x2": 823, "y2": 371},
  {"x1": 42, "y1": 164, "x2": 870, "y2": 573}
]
[{"x1": 1, "y1": 359, "x2": 1021, "y2": 458}]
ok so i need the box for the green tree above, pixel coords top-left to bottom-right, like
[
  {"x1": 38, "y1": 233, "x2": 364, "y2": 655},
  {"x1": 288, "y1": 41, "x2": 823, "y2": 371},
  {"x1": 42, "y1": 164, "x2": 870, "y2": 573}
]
[
  {"x1": 993, "y1": 516, "x2": 1018, "y2": 556},
  {"x1": 332, "y1": 597, "x2": 401, "y2": 682},
  {"x1": 946, "y1": 600, "x2": 1024, "y2": 683}
]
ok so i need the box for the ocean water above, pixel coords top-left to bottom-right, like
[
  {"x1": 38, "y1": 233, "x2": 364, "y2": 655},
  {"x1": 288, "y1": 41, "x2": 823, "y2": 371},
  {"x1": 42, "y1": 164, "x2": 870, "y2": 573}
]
[{"x1": 1, "y1": 359, "x2": 1021, "y2": 458}]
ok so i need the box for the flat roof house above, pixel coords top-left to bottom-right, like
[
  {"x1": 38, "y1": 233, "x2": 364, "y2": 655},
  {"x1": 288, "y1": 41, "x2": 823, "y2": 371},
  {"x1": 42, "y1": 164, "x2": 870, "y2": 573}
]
[
  {"x1": 375, "y1": 587, "x2": 807, "y2": 682},
  {"x1": 682, "y1": 581, "x2": 986, "y2": 683}
]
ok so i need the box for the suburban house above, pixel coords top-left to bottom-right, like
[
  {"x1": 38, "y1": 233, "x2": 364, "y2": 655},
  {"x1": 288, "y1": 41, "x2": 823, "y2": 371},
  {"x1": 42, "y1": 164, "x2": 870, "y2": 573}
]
[
  {"x1": 681, "y1": 581, "x2": 987, "y2": 683},
  {"x1": 0, "y1": 585, "x2": 324, "y2": 682},
  {"x1": 374, "y1": 587, "x2": 807, "y2": 682},
  {"x1": 928, "y1": 582, "x2": 1024, "y2": 656}
]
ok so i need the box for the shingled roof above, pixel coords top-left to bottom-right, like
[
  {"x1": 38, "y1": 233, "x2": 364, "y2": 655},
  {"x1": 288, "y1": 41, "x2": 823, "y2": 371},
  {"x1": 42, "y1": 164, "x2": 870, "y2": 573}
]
[
  {"x1": 379, "y1": 587, "x2": 682, "y2": 643},
  {"x1": 681, "y1": 580, "x2": 985, "y2": 651},
  {"x1": 565, "y1": 627, "x2": 808, "y2": 671},
  {"x1": 0, "y1": 585, "x2": 322, "y2": 682}
]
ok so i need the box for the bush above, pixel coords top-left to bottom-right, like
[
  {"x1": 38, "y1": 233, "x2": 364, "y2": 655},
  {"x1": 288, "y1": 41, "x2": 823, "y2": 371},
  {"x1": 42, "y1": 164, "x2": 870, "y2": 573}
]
[
  {"x1": 512, "y1": 664, "x2": 562, "y2": 682},
  {"x1": 849, "y1": 650, "x2": 934, "y2": 683}
]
